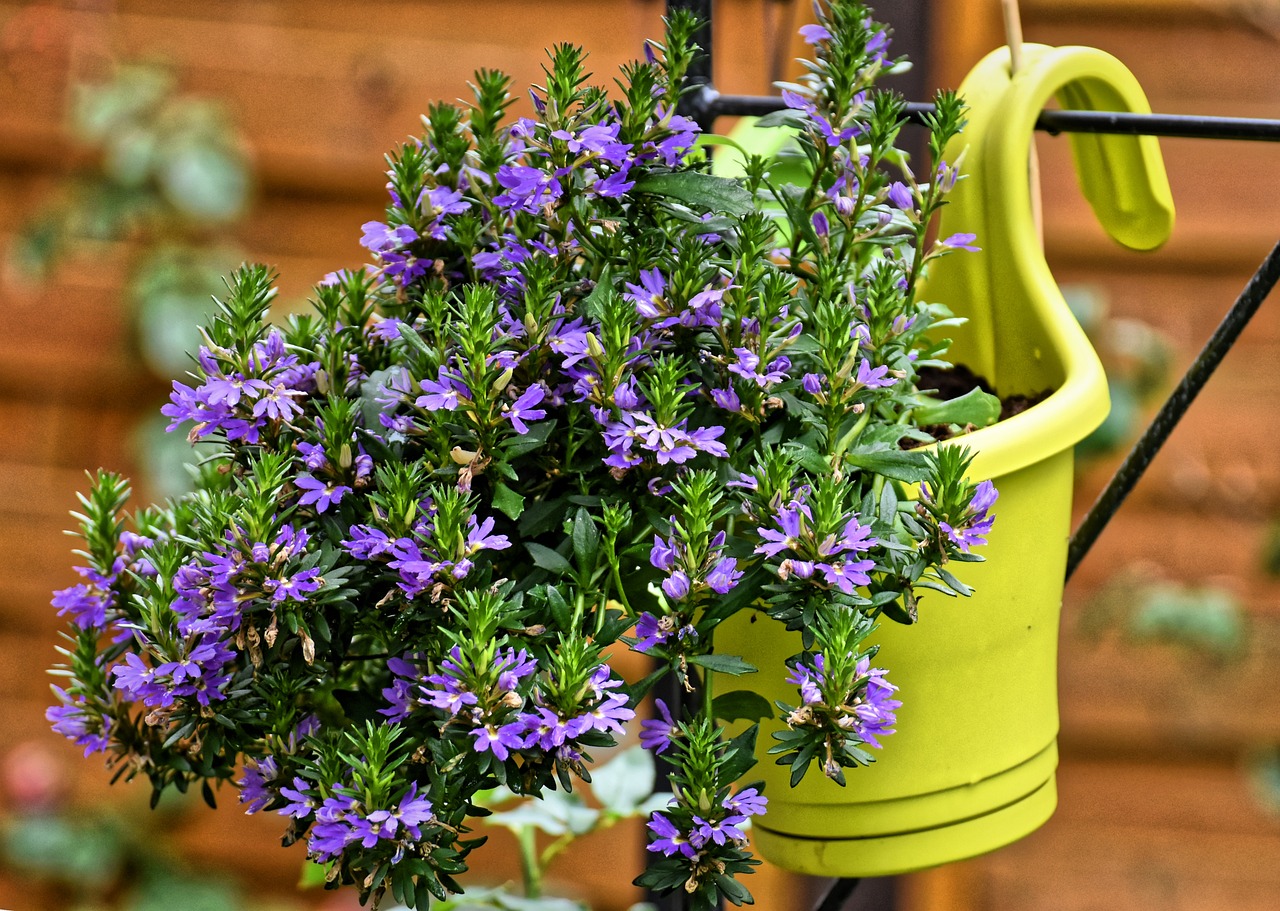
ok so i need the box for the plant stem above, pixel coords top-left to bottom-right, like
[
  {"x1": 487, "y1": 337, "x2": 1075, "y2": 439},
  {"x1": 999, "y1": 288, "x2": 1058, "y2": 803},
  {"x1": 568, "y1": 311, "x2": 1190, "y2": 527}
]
[{"x1": 517, "y1": 825, "x2": 542, "y2": 898}]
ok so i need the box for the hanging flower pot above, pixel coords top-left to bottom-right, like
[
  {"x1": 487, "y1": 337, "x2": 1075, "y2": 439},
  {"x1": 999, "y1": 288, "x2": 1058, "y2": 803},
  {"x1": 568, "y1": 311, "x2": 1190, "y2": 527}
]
[
  {"x1": 715, "y1": 43, "x2": 1175, "y2": 877},
  {"x1": 43, "y1": 3, "x2": 1179, "y2": 907}
]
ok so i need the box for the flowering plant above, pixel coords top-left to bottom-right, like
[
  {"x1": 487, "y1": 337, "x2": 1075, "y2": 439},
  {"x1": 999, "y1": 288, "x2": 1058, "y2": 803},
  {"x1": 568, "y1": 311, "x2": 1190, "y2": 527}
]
[{"x1": 49, "y1": 3, "x2": 999, "y2": 909}]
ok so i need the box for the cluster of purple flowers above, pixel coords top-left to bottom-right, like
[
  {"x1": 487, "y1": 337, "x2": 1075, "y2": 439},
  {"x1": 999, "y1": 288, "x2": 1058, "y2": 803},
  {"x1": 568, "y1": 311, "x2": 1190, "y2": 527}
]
[
  {"x1": 646, "y1": 786, "x2": 768, "y2": 859},
  {"x1": 162, "y1": 331, "x2": 320, "y2": 445},
  {"x1": 931, "y1": 479, "x2": 998, "y2": 553},
  {"x1": 382, "y1": 649, "x2": 633, "y2": 765},
  {"x1": 47, "y1": 687, "x2": 111, "y2": 757},
  {"x1": 271, "y1": 777, "x2": 436, "y2": 865},
  {"x1": 754, "y1": 499, "x2": 878, "y2": 594},
  {"x1": 651, "y1": 530, "x2": 743, "y2": 605},
  {"x1": 787, "y1": 652, "x2": 901, "y2": 757},
  {"x1": 343, "y1": 511, "x2": 511, "y2": 598}
]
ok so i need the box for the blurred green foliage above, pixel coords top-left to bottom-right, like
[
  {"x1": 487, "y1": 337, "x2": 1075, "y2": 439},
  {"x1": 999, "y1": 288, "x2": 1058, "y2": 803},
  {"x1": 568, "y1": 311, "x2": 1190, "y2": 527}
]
[
  {"x1": 1064, "y1": 284, "x2": 1172, "y2": 460},
  {"x1": 1082, "y1": 569, "x2": 1245, "y2": 662},
  {"x1": 0, "y1": 753, "x2": 293, "y2": 911},
  {"x1": 10, "y1": 61, "x2": 251, "y2": 381}
]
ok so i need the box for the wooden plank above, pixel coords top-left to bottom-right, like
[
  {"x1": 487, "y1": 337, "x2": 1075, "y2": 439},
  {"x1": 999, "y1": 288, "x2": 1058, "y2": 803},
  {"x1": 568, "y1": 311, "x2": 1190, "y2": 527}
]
[
  {"x1": 980, "y1": 763, "x2": 1280, "y2": 909},
  {"x1": 0, "y1": 0, "x2": 794, "y2": 199}
]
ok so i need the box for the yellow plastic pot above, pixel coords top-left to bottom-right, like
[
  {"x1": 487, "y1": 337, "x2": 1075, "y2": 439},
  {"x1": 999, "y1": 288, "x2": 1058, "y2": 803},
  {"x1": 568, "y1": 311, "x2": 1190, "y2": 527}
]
[{"x1": 713, "y1": 45, "x2": 1174, "y2": 877}]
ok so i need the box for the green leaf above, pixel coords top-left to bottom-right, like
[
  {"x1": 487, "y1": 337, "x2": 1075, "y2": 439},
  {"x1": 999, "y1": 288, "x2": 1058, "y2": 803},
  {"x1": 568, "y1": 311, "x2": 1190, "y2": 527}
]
[
  {"x1": 845, "y1": 446, "x2": 930, "y2": 483},
  {"x1": 571, "y1": 507, "x2": 600, "y2": 567},
  {"x1": 713, "y1": 689, "x2": 774, "y2": 723},
  {"x1": 719, "y1": 724, "x2": 760, "y2": 782},
  {"x1": 581, "y1": 267, "x2": 613, "y2": 323},
  {"x1": 633, "y1": 172, "x2": 754, "y2": 216},
  {"x1": 503, "y1": 419, "x2": 556, "y2": 457},
  {"x1": 688, "y1": 653, "x2": 757, "y2": 676},
  {"x1": 754, "y1": 108, "x2": 810, "y2": 130},
  {"x1": 914, "y1": 386, "x2": 1002, "y2": 428},
  {"x1": 492, "y1": 482, "x2": 525, "y2": 521},
  {"x1": 526, "y1": 542, "x2": 572, "y2": 575},
  {"x1": 936, "y1": 566, "x2": 974, "y2": 596}
]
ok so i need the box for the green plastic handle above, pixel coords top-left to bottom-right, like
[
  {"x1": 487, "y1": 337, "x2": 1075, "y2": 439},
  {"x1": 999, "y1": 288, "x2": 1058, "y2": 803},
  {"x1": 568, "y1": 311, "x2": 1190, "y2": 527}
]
[{"x1": 954, "y1": 43, "x2": 1175, "y2": 254}]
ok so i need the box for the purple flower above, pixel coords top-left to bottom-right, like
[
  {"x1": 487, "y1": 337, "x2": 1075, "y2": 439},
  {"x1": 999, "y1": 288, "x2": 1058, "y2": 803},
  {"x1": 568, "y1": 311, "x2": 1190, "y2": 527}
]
[
  {"x1": 465, "y1": 515, "x2": 512, "y2": 554},
  {"x1": 581, "y1": 692, "x2": 635, "y2": 735},
  {"x1": 647, "y1": 812, "x2": 696, "y2": 859},
  {"x1": 888, "y1": 181, "x2": 914, "y2": 211},
  {"x1": 633, "y1": 612, "x2": 671, "y2": 653},
  {"x1": 724, "y1": 786, "x2": 767, "y2": 818},
  {"x1": 504, "y1": 385, "x2": 547, "y2": 434},
  {"x1": 470, "y1": 723, "x2": 526, "y2": 761},
  {"x1": 342, "y1": 525, "x2": 396, "y2": 559},
  {"x1": 710, "y1": 386, "x2": 741, "y2": 412},
  {"x1": 262, "y1": 567, "x2": 323, "y2": 603},
  {"x1": 802, "y1": 373, "x2": 826, "y2": 396},
  {"x1": 856, "y1": 359, "x2": 896, "y2": 389},
  {"x1": 296, "y1": 474, "x2": 351, "y2": 513},
  {"x1": 494, "y1": 164, "x2": 563, "y2": 213},
  {"x1": 416, "y1": 372, "x2": 468, "y2": 411},
  {"x1": 47, "y1": 688, "x2": 110, "y2": 756},
  {"x1": 623, "y1": 268, "x2": 668, "y2": 320},
  {"x1": 941, "y1": 232, "x2": 981, "y2": 252},
  {"x1": 640, "y1": 698, "x2": 676, "y2": 755},
  {"x1": 278, "y1": 778, "x2": 318, "y2": 820},
  {"x1": 239, "y1": 755, "x2": 280, "y2": 814},
  {"x1": 706, "y1": 557, "x2": 742, "y2": 595},
  {"x1": 755, "y1": 504, "x2": 805, "y2": 558},
  {"x1": 788, "y1": 658, "x2": 825, "y2": 706},
  {"x1": 493, "y1": 647, "x2": 537, "y2": 691},
  {"x1": 843, "y1": 657, "x2": 901, "y2": 748},
  {"x1": 782, "y1": 89, "x2": 814, "y2": 113},
  {"x1": 815, "y1": 558, "x2": 874, "y2": 593},
  {"x1": 691, "y1": 813, "x2": 747, "y2": 848},
  {"x1": 798, "y1": 23, "x2": 832, "y2": 45},
  {"x1": 812, "y1": 210, "x2": 830, "y2": 237},
  {"x1": 650, "y1": 535, "x2": 676, "y2": 572},
  {"x1": 661, "y1": 570, "x2": 691, "y2": 602},
  {"x1": 52, "y1": 582, "x2": 109, "y2": 630},
  {"x1": 594, "y1": 164, "x2": 636, "y2": 198},
  {"x1": 361, "y1": 221, "x2": 418, "y2": 254},
  {"x1": 814, "y1": 113, "x2": 859, "y2": 147},
  {"x1": 941, "y1": 480, "x2": 998, "y2": 552},
  {"x1": 728, "y1": 348, "x2": 790, "y2": 387}
]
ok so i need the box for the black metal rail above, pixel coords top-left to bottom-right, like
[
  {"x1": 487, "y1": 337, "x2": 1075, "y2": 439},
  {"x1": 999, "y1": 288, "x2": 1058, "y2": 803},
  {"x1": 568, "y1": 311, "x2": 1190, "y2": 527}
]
[{"x1": 653, "y1": 3, "x2": 1280, "y2": 910}]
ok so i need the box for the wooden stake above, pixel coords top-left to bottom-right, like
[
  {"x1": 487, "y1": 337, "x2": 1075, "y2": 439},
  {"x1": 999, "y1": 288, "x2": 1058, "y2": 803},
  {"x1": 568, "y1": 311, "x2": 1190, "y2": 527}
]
[{"x1": 1001, "y1": 0, "x2": 1044, "y2": 246}]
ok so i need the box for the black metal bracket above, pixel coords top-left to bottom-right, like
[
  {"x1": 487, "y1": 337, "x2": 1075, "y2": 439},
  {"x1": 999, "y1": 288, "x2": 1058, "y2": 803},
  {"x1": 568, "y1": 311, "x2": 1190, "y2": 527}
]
[{"x1": 650, "y1": 3, "x2": 1280, "y2": 910}]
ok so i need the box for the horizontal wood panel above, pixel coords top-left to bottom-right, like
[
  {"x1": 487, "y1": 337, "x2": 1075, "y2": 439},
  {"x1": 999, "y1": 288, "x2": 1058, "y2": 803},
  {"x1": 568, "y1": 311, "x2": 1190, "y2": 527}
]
[
  {"x1": 978, "y1": 758, "x2": 1280, "y2": 910},
  {"x1": 0, "y1": 0, "x2": 796, "y2": 198}
]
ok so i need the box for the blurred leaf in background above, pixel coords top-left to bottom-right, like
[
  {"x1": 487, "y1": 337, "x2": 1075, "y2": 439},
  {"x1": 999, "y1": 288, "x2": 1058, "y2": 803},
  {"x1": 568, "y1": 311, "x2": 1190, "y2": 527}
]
[
  {"x1": 1064, "y1": 284, "x2": 1172, "y2": 461},
  {"x1": 1081, "y1": 567, "x2": 1246, "y2": 663},
  {"x1": 0, "y1": 742, "x2": 298, "y2": 911},
  {"x1": 8, "y1": 59, "x2": 255, "y2": 497}
]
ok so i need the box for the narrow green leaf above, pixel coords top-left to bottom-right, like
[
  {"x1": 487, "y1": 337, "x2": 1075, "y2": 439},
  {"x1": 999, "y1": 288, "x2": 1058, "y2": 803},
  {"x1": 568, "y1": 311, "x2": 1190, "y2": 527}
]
[
  {"x1": 526, "y1": 542, "x2": 572, "y2": 575},
  {"x1": 688, "y1": 653, "x2": 757, "y2": 676},
  {"x1": 633, "y1": 171, "x2": 754, "y2": 216},
  {"x1": 571, "y1": 506, "x2": 600, "y2": 567},
  {"x1": 845, "y1": 446, "x2": 930, "y2": 483}
]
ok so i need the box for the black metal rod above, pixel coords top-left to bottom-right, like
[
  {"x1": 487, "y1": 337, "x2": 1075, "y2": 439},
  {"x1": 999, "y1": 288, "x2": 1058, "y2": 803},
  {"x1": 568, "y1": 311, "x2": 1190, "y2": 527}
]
[
  {"x1": 814, "y1": 877, "x2": 863, "y2": 911},
  {"x1": 686, "y1": 85, "x2": 1280, "y2": 142},
  {"x1": 1065, "y1": 240, "x2": 1280, "y2": 579}
]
